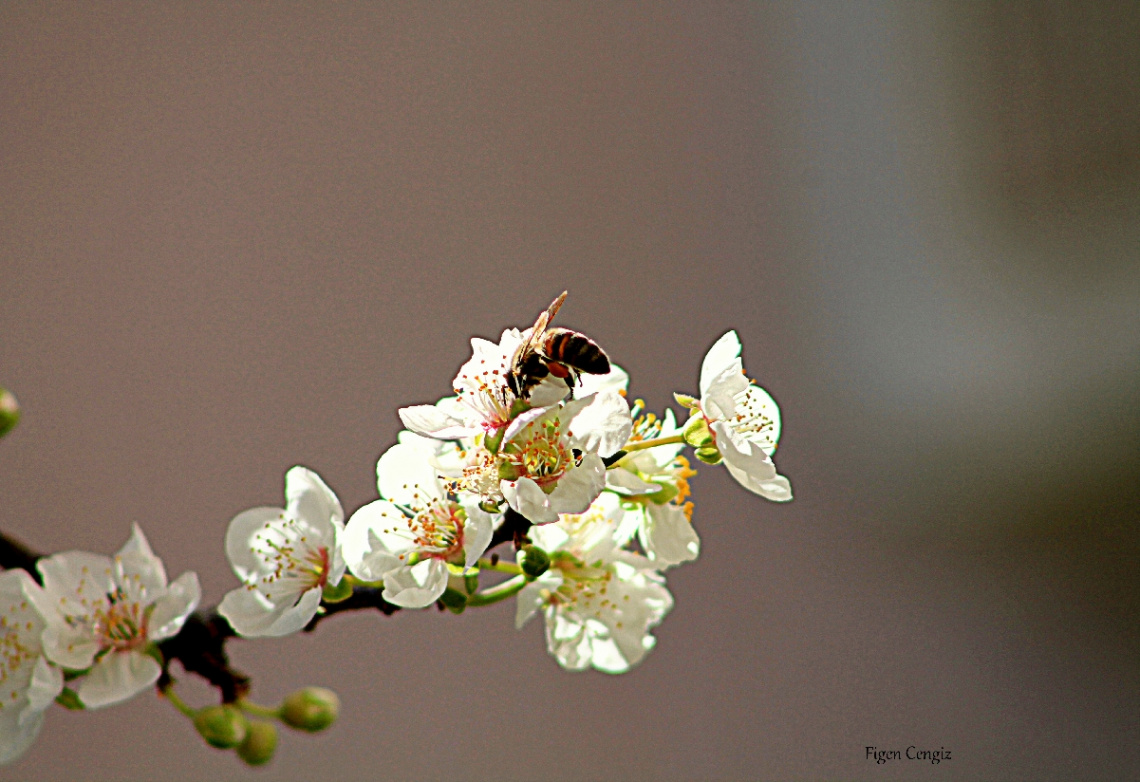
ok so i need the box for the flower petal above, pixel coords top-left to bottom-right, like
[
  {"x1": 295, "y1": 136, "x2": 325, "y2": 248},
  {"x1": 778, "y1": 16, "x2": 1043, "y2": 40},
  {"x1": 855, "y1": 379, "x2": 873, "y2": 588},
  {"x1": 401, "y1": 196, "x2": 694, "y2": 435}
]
[
  {"x1": 224, "y1": 507, "x2": 286, "y2": 581},
  {"x1": 218, "y1": 585, "x2": 323, "y2": 638},
  {"x1": 378, "y1": 443, "x2": 443, "y2": 506},
  {"x1": 114, "y1": 524, "x2": 168, "y2": 593},
  {"x1": 699, "y1": 330, "x2": 743, "y2": 398},
  {"x1": 381, "y1": 560, "x2": 448, "y2": 609},
  {"x1": 77, "y1": 650, "x2": 161, "y2": 709},
  {"x1": 461, "y1": 503, "x2": 495, "y2": 569},
  {"x1": 640, "y1": 503, "x2": 700, "y2": 567},
  {"x1": 569, "y1": 391, "x2": 632, "y2": 458},
  {"x1": 148, "y1": 571, "x2": 201, "y2": 641},
  {"x1": 398, "y1": 404, "x2": 474, "y2": 440},
  {"x1": 286, "y1": 465, "x2": 344, "y2": 535}
]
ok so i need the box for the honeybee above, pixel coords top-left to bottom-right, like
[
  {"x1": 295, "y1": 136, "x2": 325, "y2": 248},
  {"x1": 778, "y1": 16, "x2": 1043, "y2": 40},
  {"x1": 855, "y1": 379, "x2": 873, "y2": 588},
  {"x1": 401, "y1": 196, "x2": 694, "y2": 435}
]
[{"x1": 505, "y1": 291, "x2": 611, "y2": 400}]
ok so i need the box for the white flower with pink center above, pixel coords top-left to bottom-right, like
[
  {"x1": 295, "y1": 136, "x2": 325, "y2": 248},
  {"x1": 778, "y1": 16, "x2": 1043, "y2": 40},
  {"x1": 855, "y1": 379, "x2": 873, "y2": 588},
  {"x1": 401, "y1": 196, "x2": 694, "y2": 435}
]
[
  {"x1": 690, "y1": 330, "x2": 791, "y2": 501},
  {"x1": 31, "y1": 525, "x2": 199, "y2": 709},
  {"x1": 515, "y1": 493, "x2": 673, "y2": 674},
  {"x1": 0, "y1": 570, "x2": 63, "y2": 764},
  {"x1": 498, "y1": 391, "x2": 631, "y2": 524},
  {"x1": 219, "y1": 466, "x2": 346, "y2": 638},
  {"x1": 342, "y1": 442, "x2": 496, "y2": 609}
]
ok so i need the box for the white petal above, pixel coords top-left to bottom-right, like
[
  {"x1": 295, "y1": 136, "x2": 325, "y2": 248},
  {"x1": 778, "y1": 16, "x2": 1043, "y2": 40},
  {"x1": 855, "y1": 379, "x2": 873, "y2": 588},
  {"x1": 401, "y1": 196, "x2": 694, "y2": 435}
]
[
  {"x1": 569, "y1": 391, "x2": 632, "y2": 458},
  {"x1": 724, "y1": 461, "x2": 793, "y2": 501},
  {"x1": 527, "y1": 375, "x2": 571, "y2": 408},
  {"x1": 285, "y1": 465, "x2": 344, "y2": 533},
  {"x1": 546, "y1": 454, "x2": 607, "y2": 517},
  {"x1": 515, "y1": 581, "x2": 545, "y2": 629},
  {"x1": 398, "y1": 404, "x2": 474, "y2": 440},
  {"x1": 114, "y1": 524, "x2": 168, "y2": 593},
  {"x1": 377, "y1": 442, "x2": 443, "y2": 506},
  {"x1": 640, "y1": 503, "x2": 700, "y2": 567},
  {"x1": 576, "y1": 364, "x2": 629, "y2": 397},
  {"x1": 382, "y1": 560, "x2": 448, "y2": 609},
  {"x1": 23, "y1": 658, "x2": 63, "y2": 718},
  {"x1": 605, "y1": 468, "x2": 664, "y2": 497},
  {"x1": 502, "y1": 406, "x2": 548, "y2": 446},
  {"x1": 0, "y1": 707, "x2": 43, "y2": 765},
  {"x1": 77, "y1": 651, "x2": 161, "y2": 709},
  {"x1": 148, "y1": 571, "x2": 201, "y2": 641},
  {"x1": 461, "y1": 503, "x2": 495, "y2": 569},
  {"x1": 501, "y1": 477, "x2": 559, "y2": 524},
  {"x1": 344, "y1": 500, "x2": 417, "y2": 560},
  {"x1": 219, "y1": 586, "x2": 323, "y2": 638},
  {"x1": 36, "y1": 551, "x2": 114, "y2": 608},
  {"x1": 699, "y1": 330, "x2": 743, "y2": 398},
  {"x1": 224, "y1": 507, "x2": 285, "y2": 581},
  {"x1": 40, "y1": 622, "x2": 98, "y2": 670}
]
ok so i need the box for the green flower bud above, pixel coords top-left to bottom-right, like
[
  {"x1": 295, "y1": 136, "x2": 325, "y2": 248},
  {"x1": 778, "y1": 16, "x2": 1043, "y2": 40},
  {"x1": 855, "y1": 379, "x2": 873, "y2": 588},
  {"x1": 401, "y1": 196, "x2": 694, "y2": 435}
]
[
  {"x1": 281, "y1": 687, "x2": 340, "y2": 733},
  {"x1": 0, "y1": 389, "x2": 19, "y2": 439},
  {"x1": 694, "y1": 445, "x2": 722, "y2": 465},
  {"x1": 520, "y1": 545, "x2": 550, "y2": 579},
  {"x1": 194, "y1": 705, "x2": 249, "y2": 749},
  {"x1": 681, "y1": 415, "x2": 713, "y2": 448},
  {"x1": 321, "y1": 578, "x2": 354, "y2": 603},
  {"x1": 237, "y1": 720, "x2": 278, "y2": 766}
]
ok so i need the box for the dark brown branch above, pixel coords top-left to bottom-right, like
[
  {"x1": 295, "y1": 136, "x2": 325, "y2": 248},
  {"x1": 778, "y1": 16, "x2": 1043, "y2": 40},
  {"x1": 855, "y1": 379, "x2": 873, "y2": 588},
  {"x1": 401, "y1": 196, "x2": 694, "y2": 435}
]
[
  {"x1": 0, "y1": 531, "x2": 43, "y2": 583},
  {"x1": 488, "y1": 507, "x2": 533, "y2": 551}
]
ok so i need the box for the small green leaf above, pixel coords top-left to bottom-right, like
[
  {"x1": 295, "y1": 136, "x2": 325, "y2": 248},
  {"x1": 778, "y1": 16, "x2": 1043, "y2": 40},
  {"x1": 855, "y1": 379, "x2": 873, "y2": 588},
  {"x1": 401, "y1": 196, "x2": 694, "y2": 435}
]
[{"x1": 321, "y1": 579, "x2": 354, "y2": 603}]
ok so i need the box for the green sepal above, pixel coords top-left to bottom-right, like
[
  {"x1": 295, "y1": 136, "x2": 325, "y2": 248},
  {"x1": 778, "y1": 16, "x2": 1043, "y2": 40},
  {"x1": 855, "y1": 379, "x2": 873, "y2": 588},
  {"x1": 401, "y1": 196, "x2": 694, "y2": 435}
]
[
  {"x1": 438, "y1": 587, "x2": 468, "y2": 614},
  {"x1": 322, "y1": 578, "x2": 354, "y2": 603},
  {"x1": 55, "y1": 687, "x2": 85, "y2": 711},
  {"x1": 497, "y1": 461, "x2": 521, "y2": 481},
  {"x1": 464, "y1": 572, "x2": 480, "y2": 595},
  {"x1": 682, "y1": 415, "x2": 713, "y2": 448},
  {"x1": 694, "y1": 445, "x2": 722, "y2": 465},
  {"x1": 142, "y1": 644, "x2": 165, "y2": 669},
  {"x1": 0, "y1": 389, "x2": 19, "y2": 439},
  {"x1": 508, "y1": 398, "x2": 532, "y2": 419},
  {"x1": 484, "y1": 426, "x2": 506, "y2": 455},
  {"x1": 673, "y1": 392, "x2": 698, "y2": 409},
  {"x1": 648, "y1": 480, "x2": 680, "y2": 505},
  {"x1": 519, "y1": 546, "x2": 550, "y2": 580}
]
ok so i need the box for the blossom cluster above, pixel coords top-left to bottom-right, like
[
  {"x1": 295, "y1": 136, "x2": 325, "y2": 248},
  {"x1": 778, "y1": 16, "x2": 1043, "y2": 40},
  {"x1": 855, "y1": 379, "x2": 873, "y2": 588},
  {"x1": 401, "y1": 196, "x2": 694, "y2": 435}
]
[{"x1": 0, "y1": 294, "x2": 792, "y2": 765}]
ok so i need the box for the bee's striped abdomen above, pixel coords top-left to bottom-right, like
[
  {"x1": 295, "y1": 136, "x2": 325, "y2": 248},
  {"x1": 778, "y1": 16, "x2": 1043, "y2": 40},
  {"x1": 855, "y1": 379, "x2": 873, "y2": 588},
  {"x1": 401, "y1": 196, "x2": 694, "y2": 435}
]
[{"x1": 543, "y1": 329, "x2": 611, "y2": 375}]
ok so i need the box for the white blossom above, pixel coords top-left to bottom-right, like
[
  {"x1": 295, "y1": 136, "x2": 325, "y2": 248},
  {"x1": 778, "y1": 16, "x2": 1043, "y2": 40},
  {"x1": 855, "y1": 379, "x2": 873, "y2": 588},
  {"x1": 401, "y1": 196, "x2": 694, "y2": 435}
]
[
  {"x1": 693, "y1": 330, "x2": 791, "y2": 501},
  {"x1": 0, "y1": 570, "x2": 62, "y2": 764},
  {"x1": 498, "y1": 391, "x2": 631, "y2": 524},
  {"x1": 32, "y1": 525, "x2": 199, "y2": 709},
  {"x1": 516, "y1": 493, "x2": 673, "y2": 673},
  {"x1": 342, "y1": 442, "x2": 496, "y2": 609},
  {"x1": 399, "y1": 330, "x2": 568, "y2": 442},
  {"x1": 219, "y1": 467, "x2": 345, "y2": 638}
]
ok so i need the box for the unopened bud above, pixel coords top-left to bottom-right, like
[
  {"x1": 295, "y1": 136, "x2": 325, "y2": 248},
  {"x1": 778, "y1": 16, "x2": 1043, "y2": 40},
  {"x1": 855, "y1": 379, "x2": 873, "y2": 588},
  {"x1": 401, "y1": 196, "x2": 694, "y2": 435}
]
[
  {"x1": 520, "y1": 545, "x2": 550, "y2": 579},
  {"x1": 194, "y1": 705, "x2": 249, "y2": 749},
  {"x1": 237, "y1": 720, "x2": 278, "y2": 766},
  {"x1": 694, "y1": 445, "x2": 722, "y2": 465},
  {"x1": 0, "y1": 389, "x2": 19, "y2": 439},
  {"x1": 681, "y1": 415, "x2": 713, "y2": 448},
  {"x1": 281, "y1": 687, "x2": 339, "y2": 733}
]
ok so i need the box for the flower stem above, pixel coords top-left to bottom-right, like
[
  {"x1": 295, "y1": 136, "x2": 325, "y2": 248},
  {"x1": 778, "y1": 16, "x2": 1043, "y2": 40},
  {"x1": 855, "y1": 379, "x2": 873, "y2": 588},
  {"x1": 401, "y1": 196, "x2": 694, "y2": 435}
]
[
  {"x1": 237, "y1": 699, "x2": 282, "y2": 720},
  {"x1": 160, "y1": 686, "x2": 198, "y2": 719},
  {"x1": 476, "y1": 558, "x2": 523, "y2": 575},
  {"x1": 466, "y1": 575, "x2": 527, "y2": 607},
  {"x1": 620, "y1": 433, "x2": 685, "y2": 454}
]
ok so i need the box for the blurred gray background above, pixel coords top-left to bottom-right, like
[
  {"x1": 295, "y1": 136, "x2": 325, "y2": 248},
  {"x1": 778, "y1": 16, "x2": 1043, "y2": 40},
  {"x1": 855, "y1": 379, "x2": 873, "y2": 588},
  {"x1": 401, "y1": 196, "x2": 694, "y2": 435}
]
[{"x1": 1, "y1": 2, "x2": 1137, "y2": 780}]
